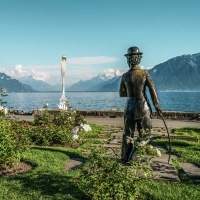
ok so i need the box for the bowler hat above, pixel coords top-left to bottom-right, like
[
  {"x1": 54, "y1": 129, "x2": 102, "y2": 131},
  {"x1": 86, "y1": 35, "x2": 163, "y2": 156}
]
[{"x1": 124, "y1": 46, "x2": 143, "y2": 56}]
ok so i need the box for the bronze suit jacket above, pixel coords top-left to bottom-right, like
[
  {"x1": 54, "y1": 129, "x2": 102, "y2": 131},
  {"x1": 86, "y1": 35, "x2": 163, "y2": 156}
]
[{"x1": 119, "y1": 66, "x2": 159, "y2": 119}]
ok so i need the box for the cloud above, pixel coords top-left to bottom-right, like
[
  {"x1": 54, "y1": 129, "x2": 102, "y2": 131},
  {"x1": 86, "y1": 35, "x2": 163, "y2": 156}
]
[
  {"x1": 0, "y1": 65, "x2": 50, "y2": 81},
  {"x1": 68, "y1": 56, "x2": 119, "y2": 65},
  {"x1": 140, "y1": 65, "x2": 152, "y2": 70},
  {"x1": 0, "y1": 56, "x2": 121, "y2": 86},
  {"x1": 101, "y1": 68, "x2": 122, "y2": 78},
  {"x1": 30, "y1": 69, "x2": 50, "y2": 81},
  {"x1": 1, "y1": 65, "x2": 30, "y2": 77}
]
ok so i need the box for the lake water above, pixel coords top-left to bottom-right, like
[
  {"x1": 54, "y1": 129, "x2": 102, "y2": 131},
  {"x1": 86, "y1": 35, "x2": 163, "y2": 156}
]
[{"x1": 3, "y1": 91, "x2": 200, "y2": 112}]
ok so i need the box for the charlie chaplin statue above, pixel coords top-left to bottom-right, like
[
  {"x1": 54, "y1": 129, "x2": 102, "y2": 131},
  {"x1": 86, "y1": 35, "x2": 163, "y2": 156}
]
[{"x1": 119, "y1": 46, "x2": 162, "y2": 162}]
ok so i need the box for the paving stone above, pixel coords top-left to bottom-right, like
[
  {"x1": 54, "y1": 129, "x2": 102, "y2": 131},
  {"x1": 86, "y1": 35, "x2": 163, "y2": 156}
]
[
  {"x1": 111, "y1": 128, "x2": 123, "y2": 131},
  {"x1": 103, "y1": 130, "x2": 114, "y2": 133},
  {"x1": 151, "y1": 154, "x2": 180, "y2": 182},
  {"x1": 181, "y1": 163, "x2": 200, "y2": 183},
  {"x1": 64, "y1": 157, "x2": 86, "y2": 170},
  {"x1": 103, "y1": 143, "x2": 121, "y2": 148},
  {"x1": 111, "y1": 132, "x2": 123, "y2": 137}
]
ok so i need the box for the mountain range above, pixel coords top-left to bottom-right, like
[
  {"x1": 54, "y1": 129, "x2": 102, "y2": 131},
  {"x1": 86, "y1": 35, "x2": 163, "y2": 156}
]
[
  {"x1": 67, "y1": 69, "x2": 121, "y2": 91},
  {"x1": 148, "y1": 53, "x2": 200, "y2": 91},
  {"x1": 0, "y1": 73, "x2": 35, "y2": 92},
  {"x1": 1, "y1": 52, "x2": 200, "y2": 92},
  {"x1": 68, "y1": 53, "x2": 200, "y2": 92}
]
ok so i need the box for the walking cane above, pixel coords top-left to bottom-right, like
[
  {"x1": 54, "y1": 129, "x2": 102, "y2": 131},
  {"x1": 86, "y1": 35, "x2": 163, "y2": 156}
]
[{"x1": 159, "y1": 112, "x2": 171, "y2": 164}]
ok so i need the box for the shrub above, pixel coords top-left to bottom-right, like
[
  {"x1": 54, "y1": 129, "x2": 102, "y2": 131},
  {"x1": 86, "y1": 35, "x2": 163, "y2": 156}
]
[
  {"x1": 28, "y1": 124, "x2": 73, "y2": 146},
  {"x1": 77, "y1": 146, "x2": 152, "y2": 200},
  {"x1": 34, "y1": 110, "x2": 85, "y2": 126},
  {"x1": 13, "y1": 111, "x2": 86, "y2": 147},
  {"x1": 0, "y1": 117, "x2": 28, "y2": 167}
]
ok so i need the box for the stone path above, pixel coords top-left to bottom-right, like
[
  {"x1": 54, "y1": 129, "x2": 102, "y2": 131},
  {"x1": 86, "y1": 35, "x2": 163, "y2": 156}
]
[
  {"x1": 99, "y1": 125, "x2": 180, "y2": 182},
  {"x1": 65, "y1": 124, "x2": 200, "y2": 183}
]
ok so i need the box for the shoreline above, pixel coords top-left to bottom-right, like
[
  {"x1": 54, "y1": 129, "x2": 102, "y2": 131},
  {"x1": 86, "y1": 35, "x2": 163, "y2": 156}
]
[{"x1": 9, "y1": 109, "x2": 200, "y2": 121}]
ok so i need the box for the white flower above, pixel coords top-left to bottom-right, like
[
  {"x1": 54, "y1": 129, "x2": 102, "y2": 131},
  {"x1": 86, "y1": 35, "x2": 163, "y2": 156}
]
[
  {"x1": 139, "y1": 141, "x2": 146, "y2": 146},
  {"x1": 80, "y1": 124, "x2": 92, "y2": 132},
  {"x1": 72, "y1": 134, "x2": 79, "y2": 140},
  {"x1": 155, "y1": 148, "x2": 162, "y2": 157}
]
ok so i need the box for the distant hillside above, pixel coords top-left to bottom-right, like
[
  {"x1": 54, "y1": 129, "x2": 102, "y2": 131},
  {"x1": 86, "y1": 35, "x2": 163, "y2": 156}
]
[
  {"x1": 148, "y1": 53, "x2": 200, "y2": 91},
  {"x1": 51, "y1": 83, "x2": 62, "y2": 91},
  {"x1": 99, "y1": 76, "x2": 121, "y2": 91},
  {"x1": 18, "y1": 76, "x2": 61, "y2": 91},
  {"x1": 0, "y1": 73, "x2": 35, "y2": 92}
]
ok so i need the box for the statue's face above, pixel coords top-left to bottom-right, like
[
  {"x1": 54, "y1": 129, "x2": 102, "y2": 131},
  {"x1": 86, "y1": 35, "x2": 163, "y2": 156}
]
[{"x1": 126, "y1": 54, "x2": 142, "y2": 67}]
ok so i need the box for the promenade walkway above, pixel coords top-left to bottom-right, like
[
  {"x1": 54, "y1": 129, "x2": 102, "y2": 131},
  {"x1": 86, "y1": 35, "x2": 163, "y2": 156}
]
[
  {"x1": 13, "y1": 114, "x2": 200, "y2": 128},
  {"x1": 86, "y1": 117, "x2": 200, "y2": 128}
]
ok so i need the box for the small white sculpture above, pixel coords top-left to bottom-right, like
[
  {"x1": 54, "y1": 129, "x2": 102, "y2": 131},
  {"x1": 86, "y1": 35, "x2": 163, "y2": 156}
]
[
  {"x1": 71, "y1": 126, "x2": 80, "y2": 141},
  {"x1": 0, "y1": 106, "x2": 8, "y2": 115},
  {"x1": 43, "y1": 103, "x2": 48, "y2": 109}
]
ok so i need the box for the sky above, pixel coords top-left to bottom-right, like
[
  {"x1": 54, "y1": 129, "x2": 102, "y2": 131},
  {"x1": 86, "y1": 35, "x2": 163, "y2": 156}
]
[{"x1": 0, "y1": 0, "x2": 200, "y2": 86}]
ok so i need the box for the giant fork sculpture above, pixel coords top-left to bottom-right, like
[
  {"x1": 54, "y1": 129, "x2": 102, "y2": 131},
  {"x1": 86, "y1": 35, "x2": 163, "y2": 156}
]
[{"x1": 58, "y1": 55, "x2": 68, "y2": 110}]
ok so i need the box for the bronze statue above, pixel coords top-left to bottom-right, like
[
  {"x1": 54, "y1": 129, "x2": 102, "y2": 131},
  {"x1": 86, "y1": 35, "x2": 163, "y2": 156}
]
[{"x1": 119, "y1": 46, "x2": 162, "y2": 162}]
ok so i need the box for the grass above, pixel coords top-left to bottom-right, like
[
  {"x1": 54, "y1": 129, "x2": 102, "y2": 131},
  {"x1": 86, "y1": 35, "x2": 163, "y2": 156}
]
[
  {"x1": 0, "y1": 147, "x2": 86, "y2": 200},
  {"x1": 0, "y1": 125, "x2": 200, "y2": 199},
  {"x1": 0, "y1": 123, "x2": 104, "y2": 200},
  {"x1": 153, "y1": 127, "x2": 200, "y2": 165},
  {"x1": 1, "y1": 144, "x2": 199, "y2": 200},
  {"x1": 139, "y1": 180, "x2": 200, "y2": 200},
  {"x1": 172, "y1": 127, "x2": 200, "y2": 141},
  {"x1": 138, "y1": 127, "x2": 200, "y2": 200}
]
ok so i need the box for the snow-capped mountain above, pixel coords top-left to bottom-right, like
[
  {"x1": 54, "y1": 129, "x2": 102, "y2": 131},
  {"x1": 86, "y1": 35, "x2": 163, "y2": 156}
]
[
  {"x1": 67, "y1": 69, "x2": 122, "y2": 91},
  {"x1": 98, "y1": 69, "x2": 121, "y2": 80}
]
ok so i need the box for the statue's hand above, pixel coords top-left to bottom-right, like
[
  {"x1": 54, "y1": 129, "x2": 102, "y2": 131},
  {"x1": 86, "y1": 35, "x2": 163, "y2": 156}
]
[{"x1": 155, "y1": 105, "x2": 162, "y2": 116}]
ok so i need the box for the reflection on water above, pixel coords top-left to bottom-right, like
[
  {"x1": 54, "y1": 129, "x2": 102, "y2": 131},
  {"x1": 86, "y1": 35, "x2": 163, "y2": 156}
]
[{"x1": 5, "y1": 91, "x2": 200, "y2": 112}]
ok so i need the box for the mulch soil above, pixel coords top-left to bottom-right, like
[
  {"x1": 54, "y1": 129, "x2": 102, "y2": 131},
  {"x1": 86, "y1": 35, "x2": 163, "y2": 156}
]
[{"x1": 0, "y1": 162, "x2": 33, "y2": 177}]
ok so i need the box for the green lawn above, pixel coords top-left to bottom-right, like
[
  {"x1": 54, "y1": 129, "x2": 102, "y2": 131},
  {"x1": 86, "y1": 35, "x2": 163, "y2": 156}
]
[
  {"x1": 0, "y1": 121, "x2": 200, "y2": 199},
  {"x1": 1, "y1": 142, "x2": 200, "y2": 200},
  {"x1": 0, "y1": 147, "x2": 85, "y2": 200}
]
